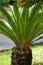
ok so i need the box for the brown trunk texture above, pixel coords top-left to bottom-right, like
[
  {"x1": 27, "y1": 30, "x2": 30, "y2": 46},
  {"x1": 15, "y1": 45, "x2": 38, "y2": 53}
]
[{"x1": 11, "y1": 47, "x2": 32, "y2": 65}]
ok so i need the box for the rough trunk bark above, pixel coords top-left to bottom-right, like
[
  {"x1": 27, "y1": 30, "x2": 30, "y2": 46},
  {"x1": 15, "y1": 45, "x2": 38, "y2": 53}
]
[{"x1": 11, "y1": 47, "x2": 32, "y2": 65}]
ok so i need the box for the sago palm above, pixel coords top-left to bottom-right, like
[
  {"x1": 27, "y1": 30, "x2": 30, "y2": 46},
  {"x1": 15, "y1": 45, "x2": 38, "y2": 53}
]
[{"x1": 0, "y1": 0, "x2": 43, "y2": 65}]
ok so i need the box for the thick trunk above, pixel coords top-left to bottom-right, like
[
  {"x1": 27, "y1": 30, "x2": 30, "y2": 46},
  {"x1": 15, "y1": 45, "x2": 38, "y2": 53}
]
[{"x1": 11, "y1": 46, "x2": 32, "y2": 65}]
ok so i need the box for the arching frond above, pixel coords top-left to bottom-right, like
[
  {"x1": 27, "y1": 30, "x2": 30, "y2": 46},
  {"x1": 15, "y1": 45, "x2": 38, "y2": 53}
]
[{"x1": 0, "y1": 1, "x2": 43, "y2": 44}]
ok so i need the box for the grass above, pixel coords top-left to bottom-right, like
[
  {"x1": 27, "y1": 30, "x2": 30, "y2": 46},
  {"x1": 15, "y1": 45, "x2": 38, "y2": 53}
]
[
  {"x1": 32, "y1": 45, "x2": 43, "y2": 65},
  {"x1": 0, "y1": 45, "x2": 43, "y2": 65},
  {"x1": 0, "y1": 50, "x2": 11, "y2": 65}
]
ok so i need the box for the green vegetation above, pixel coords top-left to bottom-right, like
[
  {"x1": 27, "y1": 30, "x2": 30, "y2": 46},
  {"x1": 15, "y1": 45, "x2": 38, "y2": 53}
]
[
  {"x1": 32, "y1": 45, "x2": 43, "y2": 65},
  {"x1": 0, "y1": 1, "x2": 43, "y2": 48},
  {"x1": 0, "y1": 50, "x2": 11, "y2": 65},
  {"x1": 0, "y1": 45, "x2": 43, "y2": 65},
  {"x1": 0, "y1": 0, "x2": 43, "y2": 65}
]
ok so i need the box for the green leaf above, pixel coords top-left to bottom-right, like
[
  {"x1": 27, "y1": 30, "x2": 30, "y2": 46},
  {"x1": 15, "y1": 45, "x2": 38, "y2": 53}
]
[{"x1": 0, "y1": 7, "x2": 16, "y2": 32}]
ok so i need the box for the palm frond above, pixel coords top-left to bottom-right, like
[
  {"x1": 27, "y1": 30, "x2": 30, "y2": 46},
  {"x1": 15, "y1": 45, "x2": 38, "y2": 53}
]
[
  {"x1": 27, "y1": 12, "x2": 43, "y2": 42},
  {"x1": 0, "y1": 1, "x2": 43, "y2": 44},
  {"x1": 0, "y1": 20, "x2": 19, "y2": 43},
  {"x1": 0, "y1": 7, "x2": 16, "y2": 32}
]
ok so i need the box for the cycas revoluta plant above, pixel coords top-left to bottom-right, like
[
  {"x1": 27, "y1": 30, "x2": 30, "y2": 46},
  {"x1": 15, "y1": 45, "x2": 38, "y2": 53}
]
[{"x1": 0, "y1": 0, "x2": 43, "y2": 65}]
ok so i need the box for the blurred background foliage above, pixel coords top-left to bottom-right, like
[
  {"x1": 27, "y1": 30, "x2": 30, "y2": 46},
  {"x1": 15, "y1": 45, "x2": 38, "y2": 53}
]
[{"x1": 0, "y1": 0, "x2": 43, "y2": 6}]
